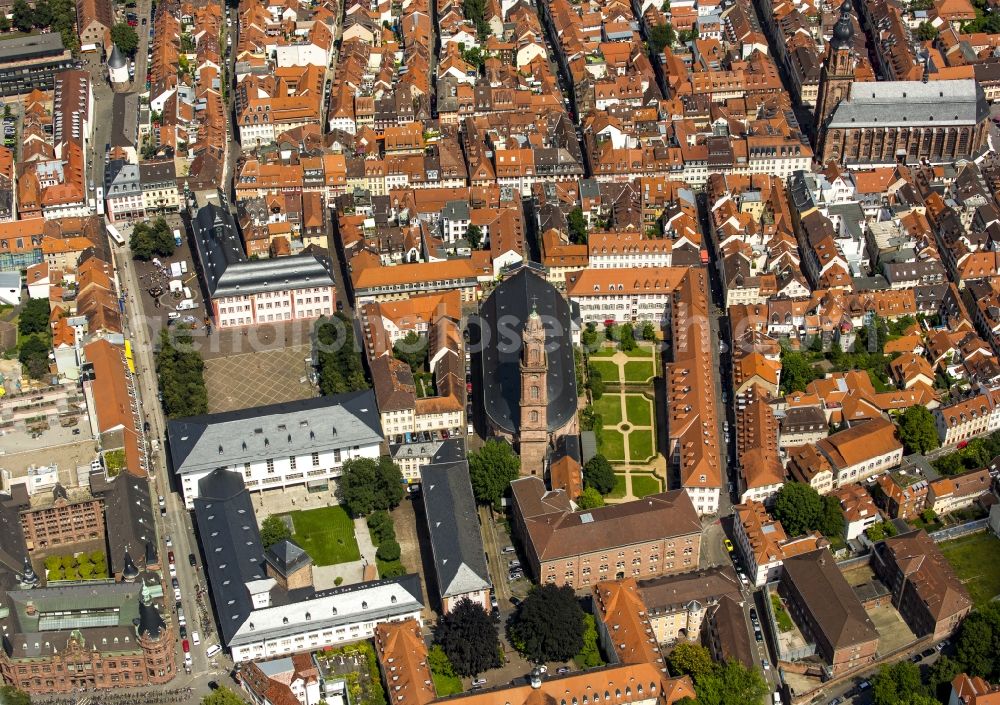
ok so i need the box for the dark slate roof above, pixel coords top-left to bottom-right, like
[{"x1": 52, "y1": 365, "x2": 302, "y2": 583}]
[
  {"x1": 167, "y1": 390, "x2": 382, "y2": 477},
  {"x1": 264, "y1": 539, "x2": 312, "y2": 578},
  {"x1": 189, "y1": 194, "x2": 336, "y2": 299},
  {"x1": 420, "y1": 461, "x2": 491, "y2": 601},
  {"x1": 828, "y1": 80, "x2": 988, "y2": 128},
  {"x1": 477, "y1": 266, "x2": 578, "y2": 435},
  {"x1": 781, "y1": 548, "x2": 878, "y2": 650},
  {"x1": 193, "y1": 469, "x2": 267, "y2": 646},
  {"x1": 94, "y1": 474, "x2": 156, "y2": 577},
  {"x1": 0, "y1": 32, "x2": 64, "y2": 60},
  {"x1": 138, "y1": 596, "x2": 166, "y2": 639}
]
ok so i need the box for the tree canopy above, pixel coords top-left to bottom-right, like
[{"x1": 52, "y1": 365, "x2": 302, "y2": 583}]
[
  {"x1": 573, "y1": 613, "x2": 604, "y2": 669},
  {"x1": 898, "y1": 406, "x2": 940, "y2": 455},
  {"x1": 337, "y1": 456, "x2": 405, "y2": 517},
  {"x1": 434, "y1": 598, "x2": 502, "y2": 677},
  {"x1": 130, "y1": 218, "x2": 176, "y2": 261},
  {"x1": 509, "y1": 584, "x2": 585, "y2": 663},
  {"x1": 576, "y1": 487, "x2": 605, "y2": 509},
  {"x1": 872, "y1": 661, "x2": 938, "y2": 705},
  {"x1": 0, "y1": 685, "x2": 32, "y2": 705},
  {"x1": 202, "y1": 687, "x2": 247, "y2": 705},
  {"x1": 647, "y1": 23, "x2": 676, "y2": 53},
  {"x1": 111, "y1": 22, "x2": 139, "y2": 56},
  {"x1": 773, "y1": 482, "x2": 829, "y2": 537},
  {"x1": 468, "y1": 439, "x2": 520, "y2": 504},
  {"x1": 692, "y1": 659, "x2": 769, "y2": 705},
  {"x1": 467, "y1": 224, "x2": 483, "y2": 249},
  {"x1": 393, "y1": 331, "x2": 427, "y2": 372},
  {"x1": 260, "y1": 515, "x2": 291, "y2": 550},
  {"x1": 568, "y1": 208, "x2": 588, "y2": 244},
  {"x1": 156, "y1": 327, "x2": 208, "y2": 417},
  {"x1": 18, "y1": 298, "x2": 51, "y2": 336},
  {"x1": 667, "y1": 643, "x2": 714, "y2": 680},
  {"x1": 583, "y1": 455, "x2": 615, "y2": 495},
  {"x1": 11, "y1": 0, "x2": 32, "y2": 32},
  {"x1": 316, "y1": 313, "x2": 370, "y2": 395}
]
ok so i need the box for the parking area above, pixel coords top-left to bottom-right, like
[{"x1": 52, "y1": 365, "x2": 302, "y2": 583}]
[
  {"x1": 122, "y1": 214, "x2": 211, "y2": 334},
  {"x1": 203, "y1": 344, "x2": 316, "y2": 413}
]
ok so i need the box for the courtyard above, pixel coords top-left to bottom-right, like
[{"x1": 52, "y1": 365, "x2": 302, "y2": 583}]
[
  {"x1": 282, "y1": 505, "x2": 361, "y2": 566},
  {"x1": 940, "y1": 531, "x2": 1000, "y2": 607},
  {"x1": 593, "y1": 392, "x2": 656, "y2": 463},
  {"x1": 203, "y1": 343, "x2": 317, "y2": 413}
]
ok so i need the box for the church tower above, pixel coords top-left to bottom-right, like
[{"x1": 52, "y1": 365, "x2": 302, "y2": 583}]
[
  {"x1": 519, "y1": 307, "x2": 549, "y2": 475},
  {"x1": 815, "y1": 0, "x2": 858, "y2": 151}
]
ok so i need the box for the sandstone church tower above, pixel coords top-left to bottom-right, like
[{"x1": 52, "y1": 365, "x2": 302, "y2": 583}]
[
  {"x1": 815, "y1": 0, "x2": 857, "y2": 150},
  {"x1": 518, "y1": 306, "x2": 549, "y2": 474}
]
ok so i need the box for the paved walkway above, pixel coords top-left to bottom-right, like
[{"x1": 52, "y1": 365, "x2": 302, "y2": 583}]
[{"x1": 354, "y1": 516, "x2": 377, "y2": 567}]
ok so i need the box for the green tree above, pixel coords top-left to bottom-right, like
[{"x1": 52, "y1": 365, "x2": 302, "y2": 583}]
[
  {"x1": 46, "y1": 568, "x2": 63, "y2": 581},
  {"x1": 568, "y1": 207, "x2": 588, "y2": 244},
  {"x1": 63, "y1": 566, "x2": 79, "y2": 580},
  {"x1": 11, "y1": 0, "x2": 32, "y2": 33},
  {"x1": 819, "y1": 495, "x2": 845, "y2": 537},
  {"x1": 376, "y1": 539, "x2": 401, "y2": 562},
  {"x1": 259, "y1": 515, "x2": 291, "y2": 550},
  {"x1": 576, "y1": 487, "x2": 605, "y2": 509},
  {"x1": 111, "y1": 22, "x2": 140, "y2": 56},
  {"x1": 156, "y1": 327, "x2": 208, "y2": 417},
  {"x1": 648, "y1": 23, "x2": 676, "y2": 53},
  {"x1": 921, "y1": 508, "x2": 938, "y2": 524},
  {"x1": 898, "y1": 406, "x2": 940, "y2": 455},
  {"x1": 32, "y1": 0, "x2": 51, "y2": 28},
  {"x1": 772, "y1": 482, "x2": 824, "y2": 537},
  {"x1": 574, "y1": 614, "x2": 604, "y2": 669},
  {"x1": 581, "y1": 322, "x2": 600, "y2": 353},
  {"x1": 18, "y1": 298, "x2": 51, "y2": 336},
  {"x1": 468, "y1": 439, "x2": 520, "y2": 504},
  {"x1": 639, "y1": 322, "x2": 657, "y2": 341},
  {"x1": 0, "y1": 686, "x2": 32, "y2": 705},
  {"x1": 780, "y1": 350, "x2": 820, "y2": 394},
  {"x1": 617, "y1": 325, "x2": 637, "y2": 352},
  {"x1": 18, "y1": 335, "x2": 51, "y2": 379},
  {"x1": 927, "y1": 656, "x2": 963, "y2": 701},
  {"x1": 587, "y1": 366, "x2": 604, "y2": 400},
  {"x1": 872, "y1": 661, "x2": 934, "y2": 705},
  {"x1": 44, "y1": 555, "x2": 61, "y2": 571},
  {"x1": 337, "y1": 457, "x2": 405, "y2": 516},
  {"x1": 916, "y1": 21, "x2": 938, "y2": 40},
  {"x1": 509, "y1": 584, "x2": 585, "y2": 663},
  {"x1": 202, "y1": 686, "x2": 247, "y2": 705},
  {"x1": 667, "y1": 643, "x2": 715, "y2": 680},
  {"x1": 316, "y1": 314, "x2": 371, "y2": 396},
  {"x1": 954, "y1": 604, "x2": 1000, "y2": 678},
  {"x1": 434, "y1": 598, "x2": 502, "y2": 677},
  {"x1": 692, "y1": 660, "x2": 768, "y2": 705},
  {"x1": 367, "y1": 510, "x2": 395, "y2": 544},
  {"x1": 467, "y1": 224, "x2": 483, "y2": 249},
  {"x1": 0, "y1": 12, "x2": 11, "y2": 31},
  {"x1": 78, "y1": 562, "x2": 95, "y2": 579},
  {"x1": 583, "y1": 455, "x2": 615, "y2": 495},
  {"x1": 393, "y1": 331, "x2": 427, "y2": 372}
]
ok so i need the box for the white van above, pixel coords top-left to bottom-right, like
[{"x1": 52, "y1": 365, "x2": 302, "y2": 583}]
[
  {"x1": 192, "y1": 631, "x2": 201, "y2": 646},
  {"x1": 177, "y1": 299, "x2": 197, "y2": 310},
  {"x1": 183, "y1": 286, "x2": 192, "y2": 300},
  {"x1": 205, "y1": 644, "x2": 222, "y2": 658}
]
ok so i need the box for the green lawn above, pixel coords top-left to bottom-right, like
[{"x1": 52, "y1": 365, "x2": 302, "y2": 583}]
[
  {"x1": 630, "y1": 474, "x2": 662, "y2": 498},
  {"x1": 590, "y1": 346, "x2": 618, "y2": 358},
  {"x1": 599, "y1": 429, "x2": 626, "y2": 461},
  {"x1": 590, "y1": 360, "x2": 620, "y2": 383},
  {"x1": 623, "y1": 361, "x2": 655, "y2": 383},
  {"x1": 628, "y1": 430, "x2": 655, "y2": 462},
  {"x1": 607, "y1": 473, "x2": 628, "y2": 499},
  {"x1": 593, "y1": 394, "x2": 623, "y2": 426},
  {"x1": 287, "y1": 506, "x2": 360, "y2": 566},
  {"x1": 940, "y1": 532, "x2": 1000, "y2": 607},
  {"x1": 432, "y1": 673, "x2": 463, "y2": 697},
  {"x1": 624, "y1": 394, "x2": 653, "y2": 426}
]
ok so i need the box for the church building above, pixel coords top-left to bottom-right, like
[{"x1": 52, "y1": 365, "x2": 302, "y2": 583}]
[{"x1": 477, "y1": 265, "x2": 578, "y2": 474}]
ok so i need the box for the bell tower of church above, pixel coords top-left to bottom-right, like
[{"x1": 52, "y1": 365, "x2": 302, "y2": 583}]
[
  {"x1": 519, "y1": 306, "x2": 549, "y2": 475},
  {"x1": 815, "y1": 1, "x2": 858, "y2": 150}
]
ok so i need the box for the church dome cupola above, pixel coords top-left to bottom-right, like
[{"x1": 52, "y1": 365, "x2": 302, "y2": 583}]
[
  {"x1": 122, "y1": 549, "x2": 139, "y2": 582},
  {"x1": 831, "y1": 0, "x2": 854, "y2": 49}
]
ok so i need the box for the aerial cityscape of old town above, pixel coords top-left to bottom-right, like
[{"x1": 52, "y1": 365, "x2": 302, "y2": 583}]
[{"x1": 8, "y1": 0, "x2": 1000, "y2": 702}]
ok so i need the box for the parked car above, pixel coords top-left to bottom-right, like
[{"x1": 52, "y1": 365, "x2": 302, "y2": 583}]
[
  {"x1": 189, "y1": 553, "x2": 198, "y2": 567},
  {"x1": 182, "y1": 639, "x2": 190, "y2": 653},
  {"x1": 472, "y1": 678, "x2": 487, "y2": 687},
  {"x1": 502, "y1": 545, "x2": 515, "y2": 554},
  {"x1": 557, "y1": 667, "x2": 570, "y2": 675}
]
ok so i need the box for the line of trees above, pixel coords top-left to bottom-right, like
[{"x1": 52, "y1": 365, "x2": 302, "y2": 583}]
[
  {"x1": 316, "y1": 313, "x2": 370, "y2": 395},
  {"x1": 155, "y1": 327, "x2": 208, "y2": 418}
]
